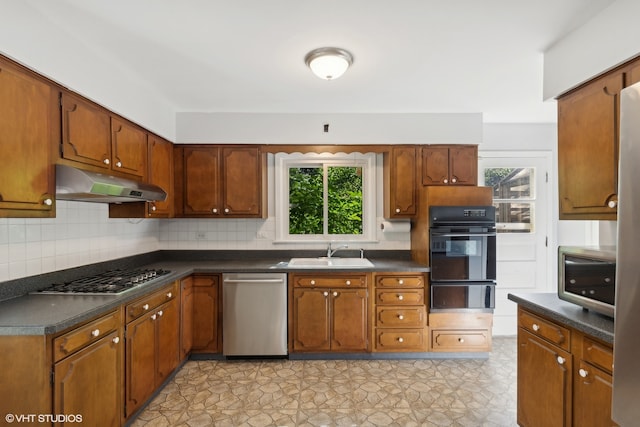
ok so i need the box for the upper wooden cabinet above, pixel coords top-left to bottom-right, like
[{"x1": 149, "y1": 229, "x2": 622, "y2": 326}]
[
  {"x1": 61, "y1": 91, "x2": 147, "y2": 179},
  {"x1": 422, "y1": 145, "x2": 477, "y2": 186},
  {"x1": 146, "y1": 135, "x2": 174, "y2": 217},
  {"x1": 384, "y1": 146, "x2": 418, "y2": 218},
  {"x1": 174, "y1": 145, "x2": 266, "y2": 218},
  {"x1": 0, "y1": 57, "x2": 57, "y2": 217},
  {"x1": 557, "y1": 56, "x2": 640, "y2": 220}
]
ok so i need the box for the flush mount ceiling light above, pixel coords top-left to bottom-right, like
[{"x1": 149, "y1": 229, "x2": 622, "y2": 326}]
[{"x1": 304, "y1": 47, "x2": 354, "y2": 80}]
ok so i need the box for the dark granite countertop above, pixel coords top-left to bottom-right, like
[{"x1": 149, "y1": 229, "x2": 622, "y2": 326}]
[
  {"x1": 0, "y1": 250, "x2": 429, "y2": 336},
  {"x1": 508, "y1": 292, "x2": 614, "y2": 344}
]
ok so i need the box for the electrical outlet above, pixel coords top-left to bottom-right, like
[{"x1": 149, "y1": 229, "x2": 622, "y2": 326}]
[{"x1": 195, "y1": 231, "x2": 206, "y2": 240}]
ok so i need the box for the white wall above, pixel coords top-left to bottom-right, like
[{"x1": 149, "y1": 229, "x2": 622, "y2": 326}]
[
  {"x1": 543, "y1": 0, "x2": 640, "y2": 99},
  {"x1": 0, "y1": 2, "x2": 175, "y2": 140}
]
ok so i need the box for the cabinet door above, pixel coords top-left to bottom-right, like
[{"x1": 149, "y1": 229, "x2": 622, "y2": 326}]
[
  {"x1": 221, "y1": 146, "x2": 263, "y2": 217},
  {"x1": 626, "y1": 57, "x2": 640, "y2": 86},
  {"x1": 384, "y1": 146, "x2": 417, "y2": 217},
  {"x1": 125, "y1": 313, "x2": 156, "y2": 417},
  {"x1": 449, "y1": 145, "x2": 477, "y2": 185},
  {"x1": 111, "y1": 117, "x2": 147, "y2": 178},
  {"x1": 182, "y1": 146, "x2": 221, "y2": 216},
  {"x1": 156, "y1": 298, "x2": 180, "y2": 384},
  {"x1": 147, "y1": 135, "x2": 174, "y2": 217},
  {"x1": 180, "y1": 277, "x2": 194, "y2": 360},
  {"x1": 61, "y1": 91, "x2": 111, "y2": 169},
  {"x1": 422, "y1": 146, "x2": 450, "y2": 185},
  {"x1": 331, "y1": 289, "x2": 368, "y2": 351},
  {"x1": 558, "y1": 72, "x2": 623, "y2": 220},
  {"x1": 54, "y1": 331, "x2": 121, "y2": 427},
  {"x1": 517, "y1": 329, "x2": 572, "y2": 427},
  {"x1": 292, "y1": 289, "x2": 331, "y2": 351},
  {"x1": 192, "y1": 275, "x2": 219, "y2": 353},
  {"x1": 0, "y1": 59, "x2": 56, "y2": 216},
  {"x1": 573, "y1": 361, "x2": 618, "y2": 427}
]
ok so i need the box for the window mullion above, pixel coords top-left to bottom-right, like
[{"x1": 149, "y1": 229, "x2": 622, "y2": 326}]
[{"x1": 323, "y1": 164, "x2": 329, "y2": 236}]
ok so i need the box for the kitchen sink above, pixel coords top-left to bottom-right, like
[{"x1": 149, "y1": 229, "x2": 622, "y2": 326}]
[{"x1": 287, "y1": 257, "x2": 374, "y2": 268}]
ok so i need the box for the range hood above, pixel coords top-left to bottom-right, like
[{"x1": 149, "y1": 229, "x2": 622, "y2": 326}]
[{"x1": 56, "y1": 164, "x2": 167, "y2": 203}]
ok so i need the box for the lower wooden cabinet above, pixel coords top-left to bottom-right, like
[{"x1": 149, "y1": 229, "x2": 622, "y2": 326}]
[
  {"x1": 290, "y1": 273, "x2": 369, "y2": 353},
  {"x1": 516, "y1": 306, "x2": 617, "y2": 427},
  {"x1": 180, "y1": 276, "x2": 194, "y2": 360},
  {"x1": 125, "y1": 282, "x2": 180, "y2": 418},
  {"x1": 191, "y1": 274, "x2": 220, "y2": 353},
  {"x1": 428, "y1": 312, "x2": 492, "y2": 352},
  {"x1": 53, "y1": 310, "x2": 122, "y2": 427}
]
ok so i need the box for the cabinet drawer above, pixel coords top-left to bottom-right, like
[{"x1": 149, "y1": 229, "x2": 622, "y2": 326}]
[
  {"x1": 376, "y1": 306, "x2": 425, "y2": 327},
  {"x1": 376, "y1": 289, "x2": 424, "y2": 305},
  {"x1": 54, "y1": 310, "x2": 120, "y2": 362},
  {"x1": 582, "y1": 337, "x2": 614, "y2": 374},
  {"x1": 292, "y1": 274, "x2": 367, "y2": 288},
  {"x1": 518, "y1": 309, "x2": 570, "y2": 351},
  {"x1": 375, "y1": 274, "x2": 424, "y2": 288},
  {"x1": 375, "y1": 328, "x2": 427, "y2": 351},
  {"x1": 430, "y1": 329, "x2": 491, "y2": 352},
  {"x1": 126, "y1": 282, "x2": 178, "y2": 323}
]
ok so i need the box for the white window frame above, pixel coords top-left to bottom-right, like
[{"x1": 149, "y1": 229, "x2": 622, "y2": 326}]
[{"x1": 274, "y1": 152, "x2": 377, "y2": 243}]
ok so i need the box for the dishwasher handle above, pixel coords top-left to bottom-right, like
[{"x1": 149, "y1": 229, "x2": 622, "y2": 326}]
[{"x1": 223, "y1": 278, "x2": 286, "y2": 284}]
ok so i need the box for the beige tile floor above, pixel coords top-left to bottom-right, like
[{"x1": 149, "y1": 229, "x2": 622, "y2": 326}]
[{"x1": 131, "y1": 336, "x2": 517, "y2": 427}]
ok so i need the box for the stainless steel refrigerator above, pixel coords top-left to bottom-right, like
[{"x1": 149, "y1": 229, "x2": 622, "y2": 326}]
[{"x1": 612, "y1": 81, "x2": 640, "y2": 424}]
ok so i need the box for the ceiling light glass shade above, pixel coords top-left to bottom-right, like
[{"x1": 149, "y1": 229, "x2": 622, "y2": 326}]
[{"x1": 305, "y1": 47, "x2": 354, "y2": 80}]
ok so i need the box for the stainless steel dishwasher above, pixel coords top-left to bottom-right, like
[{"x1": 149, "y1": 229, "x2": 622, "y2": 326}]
[{"x1": 222, "y1": 273, "x2": 288, "y2": 357}]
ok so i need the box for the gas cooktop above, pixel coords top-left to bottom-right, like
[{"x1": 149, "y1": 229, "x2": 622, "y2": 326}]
[{"x1": 34, "y1": 268, "x2": 172, "y2": 295}]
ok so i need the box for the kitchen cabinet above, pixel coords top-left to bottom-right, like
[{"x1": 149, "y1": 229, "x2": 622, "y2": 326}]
[
  {"x1": 125, "y1": 282, "x2": 179, "y2": 418},
  {"x1": 383, "y1": 146, "x2": 418, "y2": 218},
  {"x1": 0, "y1": 56, "x2": 57, "y2": 217},
  {"x1": 290, "y1": 274, "x2": 369, "y2": 352},
  {"x1": 516, "y1": 307, "x2": 617, "y2": 427},
  {"x1": 429, "y1": 312, "x2": 493, "y2": 352},
  {"x1": 180, "y1": 276, "x2": 194, "y2": 360},
  {"x1": 61, "y1": 91, "x2": 148, "y2": 179},
  {"x1": 422, "y1": 145, "x2": 477, "y2": 186},
  {"x1": 557, "y1": 56, "x2": 640, "y2": 220},
  {"x1": 53, "y1": 309, "x2": 122, "y2": 427},
  {"x1": 191, "y1": 274, "x2": 220, "y2": 353},
  {"x1": 174, "y1": 145, "x2": 266, "y2": 218},
  {"x1": 373, "y1": 273, "x2": 427, "y2": 352}
]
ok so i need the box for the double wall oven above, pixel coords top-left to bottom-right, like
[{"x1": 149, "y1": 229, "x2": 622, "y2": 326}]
[{"x1": 429, "y1": 206, "x2": 497, "y2": 312}]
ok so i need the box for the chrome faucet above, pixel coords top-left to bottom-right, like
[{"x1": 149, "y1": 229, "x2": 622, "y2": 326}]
[{"x1": 327, "y1": 242, "x2": 349, "y2": 258}]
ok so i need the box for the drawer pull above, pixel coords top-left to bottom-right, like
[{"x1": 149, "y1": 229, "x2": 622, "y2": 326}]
[
  {"x1": 143, "y1": 304, "x2": 150, "y2": 311},
  {"x1": 398, "y1": 337, "x2": 404, "y2": 343},
  {"x1": 579, "y1": 368, "x2": 589, "y2": 378},
  {"x1": 458, "y1": 338, "x2": 465, "y2": 343},
  {"x1": 112, "y1": 337, "x2": 120, "y2": 344},
  {"x1": 532, "y1": 323, "x2": 540, "y2": 331},
  {"x1": 398, "y1": 315, "x2": 404, "y2": 320},
  {"x1": 557, "y1": 356, "x2": 566, "y2": 365},
  {"x1": 310, "y1": 280, "x2": 316, "y2": 285},
  {"x1": 397, "y1": 295, "x2": 404, "y2": 301},
  {"x1": 345, "y1": 280, "x2": 351, "y2": 286},
  {"x1": 91, "y1": 329, "x2": 100, "y2": 337},
  {"x1": 166, "y1": 292, "x2": 172, "y2": 299}
]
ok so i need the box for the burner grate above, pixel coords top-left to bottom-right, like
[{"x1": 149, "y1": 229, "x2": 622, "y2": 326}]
[{"x1": 35, "y1": 268, "x2": 171, "y2": 295}]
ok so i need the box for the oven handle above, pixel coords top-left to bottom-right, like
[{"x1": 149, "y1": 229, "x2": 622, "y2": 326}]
[{"x1": 430, "y1": 232, "x2": 496, "y2": 238}]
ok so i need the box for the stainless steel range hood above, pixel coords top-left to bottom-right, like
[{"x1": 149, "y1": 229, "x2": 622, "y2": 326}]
[{"x1": 55, "y1": 164, "x2": 167, "y2": 203}]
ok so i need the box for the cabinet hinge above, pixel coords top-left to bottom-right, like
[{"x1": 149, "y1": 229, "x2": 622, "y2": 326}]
[
  {"x1": 545, "y1": 171, "x2": 549, "y2": 183},
  {"x1": 545, "y1": 236, "x2": 548, "y2": 247}
]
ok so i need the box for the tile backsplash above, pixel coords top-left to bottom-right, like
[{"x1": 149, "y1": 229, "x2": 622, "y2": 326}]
[{"x1": 0, "y1": 202, "x2": 409, "y2": 282}]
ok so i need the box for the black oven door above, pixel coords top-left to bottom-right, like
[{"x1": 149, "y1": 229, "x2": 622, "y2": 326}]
[
  {"x1": 430, "y1": 282, "x2": 496, "y2": 312},
  {"x1": 429, "y1": 230, "x2": 496, "y2": 282}
]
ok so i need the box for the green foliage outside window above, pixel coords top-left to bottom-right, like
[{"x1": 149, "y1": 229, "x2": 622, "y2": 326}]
[{"x1": 289, "y1": 166, "x2": 363, "y2": 235}]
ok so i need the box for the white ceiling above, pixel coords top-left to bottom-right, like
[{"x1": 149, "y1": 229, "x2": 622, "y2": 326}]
[{"x1": 14, "y1": 0, "x2": 616, "y2": 123}]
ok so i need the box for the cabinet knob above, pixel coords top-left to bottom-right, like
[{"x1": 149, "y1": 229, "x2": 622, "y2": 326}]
[
  {"x1": 398, "y1": 337, "x2": 404, "y2": 343},
  {"x1": 103, "y1": 158, "x2": 110, "y2": 165},
  {"x1": 166, "y1": 292, "x2": 172, "y2": 299},
  {"x1": 151, "y1": 204, "x2": 157, "y2": 211},
  {"x1": 345, "y1": 280, "x2": 351, "y2": 286},
  {"x1": 112, "y1": 336, "x2": 120, "y2": 344},
  {"x1": 323, "y1": 291, "x2": 329, "y2": 297},
  {"x1": 224, "y1": 208, "x2": 230, "y2": 213},
  {"x1": 397, "y1": 294, "x2": 404, "y2": 301},
  {"x1": 91, "y1": 329, "x2": 100, "y2": 337},
  {"x1": 395, "y1": 208, "x2": 401, "y2": 213},
  {"x1": 151, "y1": 314, "x2": 157, "y2": 320},
  {"x1": 557, "y1": 356, "x2": 566, "y2": 365},
  {"x1": 158, "y1": 310, "x2": 163, "y2": 317},
  {"x1": 212, "y1": 208, "x2": 218, "y2": 213},
  {"x1": 451, "y1": 177, "x2": 457, "y2": 183},
  {"x1": 608, "y1": 200, "x2": 617, "y2": 208},
  {"x1": 458, "y1": 338, "x2": 465, "y2": 343},
  {"x1": 443, "y1": 178, "x2": 449, "y2": 184},
  {"x1": 43, "y1": 198, "x2": 53, "y2": 206},
  {"x1": 398, "y1": 279, "x2": 404, "y2": 285},
  {"x1": 143, "y1": 304, "x2": 149, "y2": 311},
  {"x1": 333, "y1": 291, "x2": 338, "y2": 297},
  {"x1": 115, "y1": 161, "x2": 122, "y2": 168},
  {"x1": 532, "y1": 323, "x2": 540, "y2": 331},
  {"x1": 398, "y1": 315, "x2": 404, "y2": 320},
  {"x1": 310, "y1": 280, "x2": 316, "y2": 285},
  {"x1": 579, "y1": 368, "x2": 589, "y2": 378}
]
